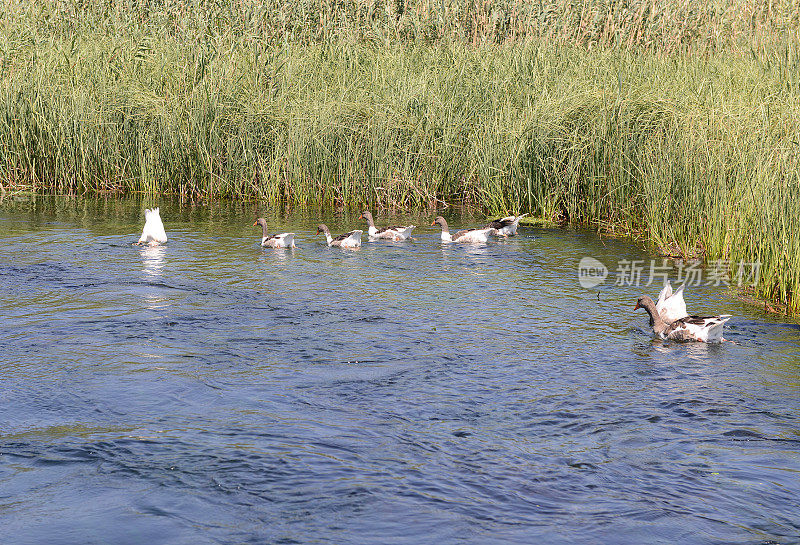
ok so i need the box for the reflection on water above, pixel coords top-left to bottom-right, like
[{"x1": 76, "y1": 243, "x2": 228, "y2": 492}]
[
  {"x1": 138, "y1": 244, "x2": 169, "y2": 310},
  {"x1": 650, "y1": 338, "x2": 718, "y2": 358},
  {"x1": 0, "y1": 196, "x2": 799, "y2": 545},
  {"x1": 262, "y1": 245, "x2": 294, "y2": 261},
  {"x1": 139, "y1": 244, "x2": 165, "y2": 279}
]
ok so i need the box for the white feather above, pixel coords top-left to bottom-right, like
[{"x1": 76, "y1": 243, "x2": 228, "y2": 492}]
[
  {"x1": 138, "y1": 207, "x2": 167, "y2": 246},
  {"x1": 453, "y1": 228, "x2": 495, "y2": 243},
  {"x1": 368, "y1": 225, "x2": 416, "y2": 241},
  {"x1": 663, "y1": 315, "x2": 732, "y2": 343},
  {"x1": 655, "y1": 281, "x2": 688, "y2": 323},
  {"x1": 262, "y1": 233, "x2": 296, "y2": 248},
  {"x1": 495, "y1": 214, "x2": 528, "y2": 236},
  {"x1": 339, "y1": 230, "x2": 363, "y2": 248},
  {"x1": 398, "y1": 226, "x2": 416, "y2": 238}
]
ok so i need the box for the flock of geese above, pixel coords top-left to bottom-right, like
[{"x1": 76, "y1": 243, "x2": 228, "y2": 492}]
[
  {"x1": 137, "y1": 208, "x2": 528, "y2": 248},
  {"x1": 258, "y1": 210, "x2": 527, "y2": 247},
  {"x1": 136, "y1": 207, "x2": 733, "y2": 344}
]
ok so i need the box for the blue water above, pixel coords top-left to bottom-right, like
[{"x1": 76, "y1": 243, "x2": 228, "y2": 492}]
[{"x1": 1, "y1": 196, "x2": 798, "y2": 544}]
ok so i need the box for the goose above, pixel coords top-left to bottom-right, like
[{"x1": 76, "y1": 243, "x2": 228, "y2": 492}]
[
  {"x1": 360, "y1": 210, "x2": 415, "y2": 241},
  {"x1": 317, "y1": 224, "x2": 362, "y2": 249},
  {"x1": 484, "y1": 214, "x2": 528, "y2": 237},
  {"x1": 137, "y1": 207, "x2": 167, "y2": 246},
  {"x1": 432, "y1": 216, "x2": 496, "y2": 243},
  {"x1": 634, "y1": 295, "x2": 731, "y2": 343},
  {"x1": 253, "y1": 218, "x2": 296, "y2": 248},
  {"x1": 655, "y1": 280, "x2": 688, "y2": 323}
]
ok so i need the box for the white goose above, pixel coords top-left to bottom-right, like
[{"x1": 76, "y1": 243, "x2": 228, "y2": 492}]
[
  {"x1": 317, "y1": 224, "x2": 362, "y2": 249},
  {"x1": 655, "y1": 280, "x2": 688, "y2": 323},
  {"x1": 635, "y1": 295, "x2": 731, "y2": 343},
  {"x1": 361, "y1": 211, "x2": 415, "y2": 241},
  {"x1": 253, "y1": 218, "x2": 296, "y2": 248},
  {"x1": 137, "y1": 207, "x2": 167, "y2": 246},
  {"x1": 484, "y1": 214, "x2": 528, "y2": 237},
  {"x1": 432, "y1": 216, "x2": 496, "y2": 243}
]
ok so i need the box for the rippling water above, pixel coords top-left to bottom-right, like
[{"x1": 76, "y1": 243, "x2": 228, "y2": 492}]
[{"x1": 1, "y1": 196, "x2": 799, "y2": 544}]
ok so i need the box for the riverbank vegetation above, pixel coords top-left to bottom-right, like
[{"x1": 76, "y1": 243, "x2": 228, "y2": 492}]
[{"x1": 1, "y1": 1, "x2": 799, "y2": 310}]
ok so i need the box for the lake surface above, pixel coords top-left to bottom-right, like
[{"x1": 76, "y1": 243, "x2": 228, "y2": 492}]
[{"x1": 1, "y1": 196, "x2": 799, "y2": 545}]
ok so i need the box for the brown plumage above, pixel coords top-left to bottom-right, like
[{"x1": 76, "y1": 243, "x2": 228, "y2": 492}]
[
  {"x1": 634, "y1": 295, "x2": 731, "y2": 343},
  {"x1": 432, "y1": 216, "x2": 496, "y2": 243},
  {"x1": 253, "y1": 218, "x2": 296, "y2": 248},
  {"x1": 360, "y1": 211, "x2": 415, "y2": 241},
  {"x1": 316, "y1": 224, "x2": 362, "y2": 248}
]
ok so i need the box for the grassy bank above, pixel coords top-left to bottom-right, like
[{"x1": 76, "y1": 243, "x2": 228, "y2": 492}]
[{"x1": 1, "y1": 1, "x2": 799, "y2": 311}]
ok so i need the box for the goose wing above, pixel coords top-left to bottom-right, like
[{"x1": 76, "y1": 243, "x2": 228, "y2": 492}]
[
  {"x1": 452, "y1": 228, "x2": 477, "y2": 240},
  {"x1": 333, "y1": 230, "x2": 362, "y2": 247},
  {"x1": 656, "y1": 281, "x2": 673, "y2": 305},
  {"x1": 333, "y1": 230, "x2": 359, "y2": 243},
  {"x1": 484, "y1": 219, "x2": 512, "y2": 229},
  {"x1": 376, "y1": 225, "x2": 403, "y2": 234},
  {"x1": 453, "y1": 227, "x2": 494, "y2": 242},
  {"x1": 375, "y1": 225, "x2": 415, "y2": 239},
  {"x1": 667, "y1": 314, "x2": 731, "y2": 342},
  {"x1": 264, "y1": 232, "x2": 296, "y2": 247},
  {"x1": 657, "y1": 283, "x2": 688, "y2": 323}
]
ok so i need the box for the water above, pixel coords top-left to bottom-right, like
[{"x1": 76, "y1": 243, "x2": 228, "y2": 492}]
[{"x1": 1, "y1": 195, "x2": 799, "y2": 545}]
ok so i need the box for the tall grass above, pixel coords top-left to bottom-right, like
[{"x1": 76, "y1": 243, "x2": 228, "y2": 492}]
[
  {"x1": 0, "y1": 1, "x2": 799, "y2": 310},
  {"x1": 7, "y1": 0, "x2": 798, "y2": 51}
]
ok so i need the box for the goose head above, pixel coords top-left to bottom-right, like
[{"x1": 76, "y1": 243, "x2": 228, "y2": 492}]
[
  {"x1": 431, "y1": 216, "x2": 450, "y2": 232},
  {"x1": 634, "y1": 295, "x2": 655, "y2": 311}
]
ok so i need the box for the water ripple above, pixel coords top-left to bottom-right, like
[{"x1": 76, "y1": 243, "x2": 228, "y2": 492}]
[{"x1": 1, "y1": 199, "x2": 799, "y2": 544}]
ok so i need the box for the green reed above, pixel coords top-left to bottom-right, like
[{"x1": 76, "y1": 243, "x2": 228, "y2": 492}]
[{"x1": 0, "y1": 1, "x2": 799, "y2": 311}]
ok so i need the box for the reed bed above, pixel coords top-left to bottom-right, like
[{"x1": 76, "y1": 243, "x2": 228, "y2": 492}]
[{"x1": 1, "y1": 1, "x2": 799, "y2": 310}]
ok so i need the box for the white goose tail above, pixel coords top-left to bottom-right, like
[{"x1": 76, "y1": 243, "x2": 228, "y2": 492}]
[
  {"x1": 138, "y1": 207, "x2": 167, "y2": 245},
  {"x1": 457, "y1": 227, "x2": 495, "y2": 243},
  {"x1": 497, "y1": 214, "x2": 527, "y2": 236},
  {"x1": 397, "y1": 225, "x2": 416, "y2": 240},
  {"x1": 503, "y1": 213, "x2": 528, "y2": 224},
  {"x1": 279, "y1": 233, "x2": 296, "y2": 248},
  {"x1": 268, "y1": 233, "x2": 296, "y2": 248},
  {"x1": 682, "y1": 314, "x2": 732, "y2": 343},
  {"x1": 342, "y1": 230, "x2": 363, "y2": 248},
  {"x1": 702, "y1": 315, "x2": 732, "y2": 343}
]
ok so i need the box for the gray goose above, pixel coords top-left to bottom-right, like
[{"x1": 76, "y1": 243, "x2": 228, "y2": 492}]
[
  {"x1": 317, "y1": 224, "x2": 362, "y2": 248},
  {"x1": 253, "y1": 218, "x2": 296, "y2": 248},
  {"x1": 432, "y1": 216, "x2": 496, "y2": 243},
  {"x1": 360, "y1": 210, "x2": 415, "y2": 241},
  {"x1": 484, "y1": 214, "x2": 528, "y2": 237},
  {"x1": 635, "y1": 295, "x2": 731, "y2": 343}
]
